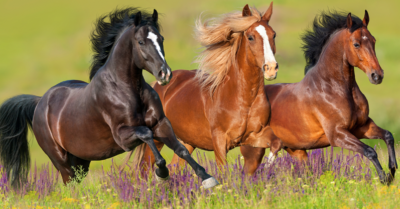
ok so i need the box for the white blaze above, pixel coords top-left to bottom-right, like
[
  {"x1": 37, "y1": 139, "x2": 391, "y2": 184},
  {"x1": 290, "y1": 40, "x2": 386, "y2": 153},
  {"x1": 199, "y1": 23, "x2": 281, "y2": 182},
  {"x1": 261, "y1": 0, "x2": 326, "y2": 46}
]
[
  {"x1": 147, "y1": 32, "x2": 165, "y2": 61},
  {"x1": 362, "y1": 36, "x2": 368, "y2": 40},
  {"x1": 255, "y1": 25, "x2": 276, "y2": 64}
]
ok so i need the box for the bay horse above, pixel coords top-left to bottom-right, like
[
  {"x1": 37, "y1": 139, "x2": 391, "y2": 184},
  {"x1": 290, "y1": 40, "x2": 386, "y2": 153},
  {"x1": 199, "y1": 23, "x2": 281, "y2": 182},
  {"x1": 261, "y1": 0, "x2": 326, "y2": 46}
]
[
  {"x1": 241, "y1": 11, "x2": 397, "y2": 184},
  {"x1": 131, "y1": 3, "x2": 283, "y2": 172},
  {"x1": 0, "y1": 8, "x2": 218, "y2": 189}
]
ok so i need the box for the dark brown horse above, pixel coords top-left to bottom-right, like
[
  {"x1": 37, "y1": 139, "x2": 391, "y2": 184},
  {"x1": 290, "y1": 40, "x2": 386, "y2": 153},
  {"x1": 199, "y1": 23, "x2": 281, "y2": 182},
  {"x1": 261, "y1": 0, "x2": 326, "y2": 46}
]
[
  {"x1": 241, "y1": 11, "x2": 397, "y2": 184},
  {"x1": 0, "y1": 8, "x2": 218, "y2": 189},
  {"x1": 131, "y1": 4, "x2": 283, "y2": 172}
]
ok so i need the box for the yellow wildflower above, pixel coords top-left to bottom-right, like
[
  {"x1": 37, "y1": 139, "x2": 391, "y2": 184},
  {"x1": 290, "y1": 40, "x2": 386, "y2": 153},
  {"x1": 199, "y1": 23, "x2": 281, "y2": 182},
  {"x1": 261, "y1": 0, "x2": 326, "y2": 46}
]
[{"x1": 107, "y1": 202, "x2": 121, "y2": 209}]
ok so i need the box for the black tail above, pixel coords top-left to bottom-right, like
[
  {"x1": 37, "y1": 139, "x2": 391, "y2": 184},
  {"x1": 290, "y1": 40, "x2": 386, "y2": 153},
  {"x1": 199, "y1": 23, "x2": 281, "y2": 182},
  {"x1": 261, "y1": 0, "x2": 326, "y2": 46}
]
[{"x1": 0, "y1": 95, "x2": 40, "y2": 188}]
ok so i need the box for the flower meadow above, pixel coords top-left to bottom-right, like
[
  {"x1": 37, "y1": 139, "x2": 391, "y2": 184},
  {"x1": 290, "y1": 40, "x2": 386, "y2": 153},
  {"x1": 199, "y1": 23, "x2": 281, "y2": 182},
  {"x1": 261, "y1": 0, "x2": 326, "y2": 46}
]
[{"x1": 1, "y1": 147, "x2": 400, "y2": 209}]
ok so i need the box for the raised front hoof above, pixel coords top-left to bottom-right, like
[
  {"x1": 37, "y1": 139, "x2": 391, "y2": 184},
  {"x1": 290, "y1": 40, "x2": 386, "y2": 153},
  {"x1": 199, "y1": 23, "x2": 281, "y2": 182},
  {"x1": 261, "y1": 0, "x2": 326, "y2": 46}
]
[
  {"x1": 155, "y1": 167, "x2": 169, "y2": 181},
  {"x1": 202, "y1": 177, "x2": 219, "y2": 189},
  {"x1": 155, "y1": 173, "x2": 170, "y2": 182},
  {"x1": 380, "y1": 173, "x2": 394, "y2": 186}
]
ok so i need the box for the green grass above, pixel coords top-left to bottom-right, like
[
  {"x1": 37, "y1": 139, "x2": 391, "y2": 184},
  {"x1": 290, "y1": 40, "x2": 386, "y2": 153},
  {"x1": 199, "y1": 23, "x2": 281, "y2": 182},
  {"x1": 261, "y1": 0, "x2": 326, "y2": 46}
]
[{"x1": 0, "y1": 0, "x2": 399, "y2": 203}]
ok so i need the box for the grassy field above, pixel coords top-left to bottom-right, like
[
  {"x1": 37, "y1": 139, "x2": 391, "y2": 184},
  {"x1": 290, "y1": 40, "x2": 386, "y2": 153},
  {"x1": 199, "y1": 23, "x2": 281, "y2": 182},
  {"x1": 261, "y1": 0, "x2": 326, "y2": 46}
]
[
  {"x1": 0, "y1": 0, "x2": 400, "y2": 207},
  {"x1": 1, "y1": 147, "x2": 400, "y2": 208}
]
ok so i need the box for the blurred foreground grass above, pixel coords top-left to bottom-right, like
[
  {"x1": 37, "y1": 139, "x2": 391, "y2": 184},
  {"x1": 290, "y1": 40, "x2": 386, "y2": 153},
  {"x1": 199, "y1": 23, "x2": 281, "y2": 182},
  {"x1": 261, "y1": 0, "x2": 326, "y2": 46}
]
[{"x1": 0, "y1": 0, "x2": 399, "y2": 170}]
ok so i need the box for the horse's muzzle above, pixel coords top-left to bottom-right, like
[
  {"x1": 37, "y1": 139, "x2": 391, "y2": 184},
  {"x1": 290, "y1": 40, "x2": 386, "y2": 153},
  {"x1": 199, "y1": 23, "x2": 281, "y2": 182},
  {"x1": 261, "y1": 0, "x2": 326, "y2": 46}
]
[
  {"x1": 157, "y1": 65, "x2": 172, "y2": 86},
  {"x1": 263, "y1": 62, "x2": 279, "y2": 81},
  {"x1": 368, "y1": 70, "x2": 383, "y2": 85}
]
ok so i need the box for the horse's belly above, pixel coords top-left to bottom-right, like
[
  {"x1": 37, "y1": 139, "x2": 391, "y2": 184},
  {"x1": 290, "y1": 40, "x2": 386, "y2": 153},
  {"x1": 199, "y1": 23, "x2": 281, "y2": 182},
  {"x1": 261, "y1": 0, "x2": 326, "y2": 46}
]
[{"x1": 270, "y1": 95, "x2": 328, "y2": 150}]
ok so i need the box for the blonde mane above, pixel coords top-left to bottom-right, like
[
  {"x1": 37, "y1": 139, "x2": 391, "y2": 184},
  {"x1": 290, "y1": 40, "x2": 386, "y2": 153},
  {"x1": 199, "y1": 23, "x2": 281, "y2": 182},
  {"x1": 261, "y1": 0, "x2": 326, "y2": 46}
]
[{"x1": 194, "y1": 8, "x2": 262, "y2": 95}]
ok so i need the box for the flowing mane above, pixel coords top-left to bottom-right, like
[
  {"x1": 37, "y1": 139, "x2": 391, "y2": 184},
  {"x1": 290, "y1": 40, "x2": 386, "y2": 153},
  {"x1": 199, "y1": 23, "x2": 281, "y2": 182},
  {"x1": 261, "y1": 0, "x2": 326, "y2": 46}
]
[
  {"x1": 89, "y1": 8, "x2": 160, "y2": 80},
  {"x1": 301, "y1": 11, "x2": 363, "y2": 74},
  {"x1": 194, "y1": 8, "x2": 263, "y2": 95}
]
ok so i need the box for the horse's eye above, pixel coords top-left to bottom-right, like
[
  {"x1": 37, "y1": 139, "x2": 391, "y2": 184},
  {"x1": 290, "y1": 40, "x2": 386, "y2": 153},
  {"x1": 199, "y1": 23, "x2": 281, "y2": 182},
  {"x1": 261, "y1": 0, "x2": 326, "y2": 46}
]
[
  {"x1": 138, "y1": 41, "x2": 144, "y2": 45},
  {"x1": 273, "y1": 33, "x2": 276, "y2": 39},
  {"x1": 248, "y1": 36, "x2": 254, "y2": 41},
  {"x1": 353, "y1": 43, "x2": 360, "y2": 48}
]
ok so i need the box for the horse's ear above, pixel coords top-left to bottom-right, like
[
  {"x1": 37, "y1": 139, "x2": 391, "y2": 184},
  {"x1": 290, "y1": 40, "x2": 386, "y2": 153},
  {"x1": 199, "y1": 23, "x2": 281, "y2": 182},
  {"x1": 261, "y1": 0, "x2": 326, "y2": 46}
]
[
  {"x1": 262, "y1": 2, "x2": 273, "y2": 23},
  {"x1": 242, "y1": 4, "x2": 252, "y2": 17},
  {"x1": 134, "y1": 11, "x2": 142, "y2": 27},
  {"x1": 346, "y1": 13, "x2": 352, "y2": 29},
  {"x1": 363, "y1": 10, "x2": 369, "y2": 27},
  {"x1": 152, "y1": 9, "x2": 158, "y2": 23}
]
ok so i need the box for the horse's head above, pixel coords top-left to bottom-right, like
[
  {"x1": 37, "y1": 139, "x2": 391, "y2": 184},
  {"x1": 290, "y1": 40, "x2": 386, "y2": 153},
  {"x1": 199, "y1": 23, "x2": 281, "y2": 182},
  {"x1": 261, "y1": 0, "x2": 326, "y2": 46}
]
[
  {"x1": 132, "y1": 10, "x2": 172, "y2": 85},
  {"x1": 344, "y1": 11, "x2": 383, "y2": 84},
  {"x1": 242, "y1": 3, "x2": 278, "y2": 81}
]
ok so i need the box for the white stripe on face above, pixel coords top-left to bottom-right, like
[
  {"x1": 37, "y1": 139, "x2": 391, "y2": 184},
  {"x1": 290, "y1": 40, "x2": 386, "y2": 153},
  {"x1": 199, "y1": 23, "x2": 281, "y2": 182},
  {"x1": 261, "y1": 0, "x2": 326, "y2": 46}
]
[
  {"x1": 255, "y1": 25, "x2": 276, "y2": 64},
  {"x1": 147, "y1": 32, "x2": 165, "y2": 61}
]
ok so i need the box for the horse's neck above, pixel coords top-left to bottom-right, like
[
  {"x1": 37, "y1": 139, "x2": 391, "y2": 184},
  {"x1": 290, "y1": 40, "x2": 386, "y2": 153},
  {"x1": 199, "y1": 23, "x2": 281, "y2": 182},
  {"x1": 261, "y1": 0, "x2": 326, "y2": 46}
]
[
  {"x1": 98, "y1": 29, "x2": 144, "y2": 93},
  {"x1": 309, "y1": 33, "x2": 357, "y2": 90},
  {"x1": 218, "y1": 41, "x2": 264, "y2": 101}
]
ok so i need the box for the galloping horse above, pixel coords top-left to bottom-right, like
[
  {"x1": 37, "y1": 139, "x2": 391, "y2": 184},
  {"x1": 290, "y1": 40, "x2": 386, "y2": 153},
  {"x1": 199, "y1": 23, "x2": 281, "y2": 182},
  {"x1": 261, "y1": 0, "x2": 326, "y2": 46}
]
[
  {"x1": 132, "y1": 3, "x2": 283, "y2": 172},
  {"x1": 241, "y1": 11, "x2": 397, "y2": 184},
  {"x1": 0, "y1": 8, "x2": 218, "y2": 189}
]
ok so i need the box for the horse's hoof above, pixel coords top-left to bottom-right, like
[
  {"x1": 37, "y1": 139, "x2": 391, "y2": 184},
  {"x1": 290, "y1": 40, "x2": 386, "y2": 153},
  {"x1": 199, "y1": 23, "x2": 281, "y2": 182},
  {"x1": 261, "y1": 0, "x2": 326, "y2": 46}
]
[
  {"x1": 155, "y1": 173, "x2": 170, "y2": 182},
  {"x1": 202, "y1": 177, "x2": 219, "y2": 189},
  {"x1": 385, "y1": 173, "x2": 394, "y2": 185}
]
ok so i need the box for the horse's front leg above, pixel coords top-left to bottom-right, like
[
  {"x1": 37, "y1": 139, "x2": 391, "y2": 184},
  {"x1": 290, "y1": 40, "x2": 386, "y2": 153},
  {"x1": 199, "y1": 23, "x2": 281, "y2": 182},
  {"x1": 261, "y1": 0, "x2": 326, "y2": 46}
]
[
  {"x1": 329, "y1": 127, "x2": 392, "y2": 185},
  {"x1": 117, "y1": 126, "x2": 169, "y2": 180},
  {"x1": 353, "y1": 118, "x2": 397, "y2": 178},
  {"x1": 153, "y1": 117, "x2": 219, "y2": 189},
  {"x1": 240, "y1": 126, "x2": 283, "y2": 174}
]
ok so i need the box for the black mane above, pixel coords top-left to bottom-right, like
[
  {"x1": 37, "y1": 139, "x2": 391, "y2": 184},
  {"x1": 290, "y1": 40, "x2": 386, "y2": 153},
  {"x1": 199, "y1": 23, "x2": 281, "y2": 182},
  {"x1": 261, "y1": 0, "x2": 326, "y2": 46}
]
[
  {"x1": 301, "y1": 11, "x2": 363, "y2": 74},
  {"x1": 89, "y1": 8, "x2": 160, "y2": 80}
]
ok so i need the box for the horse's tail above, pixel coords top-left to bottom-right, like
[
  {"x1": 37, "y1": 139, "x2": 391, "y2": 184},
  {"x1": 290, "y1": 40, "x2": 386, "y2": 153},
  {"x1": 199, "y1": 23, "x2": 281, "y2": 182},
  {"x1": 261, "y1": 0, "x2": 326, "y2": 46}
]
[
  {"x1": 0, "y1": 95, "x2": 41, "y2": 188},
  {"x1": 119, "y1": 143, "x2": 147, "y2": 172}
]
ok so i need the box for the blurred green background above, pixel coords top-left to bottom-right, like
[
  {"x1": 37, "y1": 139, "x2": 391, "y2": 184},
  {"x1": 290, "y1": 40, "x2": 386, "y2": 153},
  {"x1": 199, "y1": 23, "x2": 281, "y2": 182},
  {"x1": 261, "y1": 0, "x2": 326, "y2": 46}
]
[{"x1": 0, "y1": 0, "x2": 399, "y2": 170}]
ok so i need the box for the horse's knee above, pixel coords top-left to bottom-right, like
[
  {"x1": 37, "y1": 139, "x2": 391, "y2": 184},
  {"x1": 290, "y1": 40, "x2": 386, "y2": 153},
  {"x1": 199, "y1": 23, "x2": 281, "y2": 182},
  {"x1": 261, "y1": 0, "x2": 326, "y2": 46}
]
[
  {"x1": 364, "y1": 146, "x2": 378, "y2": 160},
  {"x1": 176, "y1": 146, "x2": 190, "y2": 158},
  {"x1": 155, "y1": 158, "x2": 166, "y2": 168},
  {"x1": 134, "y1": 126, "x2": 153, "y2": 140},
  {"x1": 270, "y1": 138, "x2": 283, "y2": 153},
  {"x1": 385, "y1": 131, "x2": 394, "y2": 145}
]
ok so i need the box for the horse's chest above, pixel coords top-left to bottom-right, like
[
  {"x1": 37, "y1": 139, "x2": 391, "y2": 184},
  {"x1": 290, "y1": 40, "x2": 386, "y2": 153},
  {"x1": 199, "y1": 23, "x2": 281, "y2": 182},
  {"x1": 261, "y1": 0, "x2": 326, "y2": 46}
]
[
  {"x1": 349, "y1": 89, "x2": 369, "y2": 128},
  {"x1": 230, "y1": 96, "x2": 270, "y2": 139}
]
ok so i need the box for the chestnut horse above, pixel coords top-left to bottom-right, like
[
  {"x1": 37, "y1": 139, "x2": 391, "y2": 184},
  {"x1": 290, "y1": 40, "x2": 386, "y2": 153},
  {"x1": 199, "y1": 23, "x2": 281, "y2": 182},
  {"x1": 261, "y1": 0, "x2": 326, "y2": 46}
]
[
  {"x1": 0, "y1": 8, "x2": 218, "y2": 189},
  {"x1": 131, "y1": 3, "x2": 282, "y2": 172},
  {"x1": 241, "y1": 11, "x2": 397, "y2": 184}
]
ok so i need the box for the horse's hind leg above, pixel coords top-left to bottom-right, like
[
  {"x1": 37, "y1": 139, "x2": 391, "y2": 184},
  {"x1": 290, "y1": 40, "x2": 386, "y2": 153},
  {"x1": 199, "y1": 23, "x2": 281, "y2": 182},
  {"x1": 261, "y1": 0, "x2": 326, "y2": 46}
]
[
  {"x1": 241, "y1": 146, "x2": 265, "y2": 175},
  {"x1": 67, "y1": 153, "x2": 91, "y2": 182},
  {"x1": 353, "y1": 118, "x2": 397, "y2": 179},
  {"x1": 36, "y1": 135, "x2": 90, "y2": 184}
]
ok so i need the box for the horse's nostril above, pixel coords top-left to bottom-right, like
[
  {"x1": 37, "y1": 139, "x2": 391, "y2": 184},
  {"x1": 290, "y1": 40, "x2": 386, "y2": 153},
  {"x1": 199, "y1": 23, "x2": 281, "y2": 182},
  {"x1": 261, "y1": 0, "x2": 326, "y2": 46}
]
[
  {"x1": 158, "y1": 70, "x2": 163, "y2": 78},
  {"x1": 371, "y1": 73, "x2": 376, "y2": 80},
  {"x1": 275, "y1": 63, "x2": 279, "y2": 70}
]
